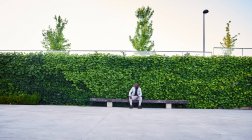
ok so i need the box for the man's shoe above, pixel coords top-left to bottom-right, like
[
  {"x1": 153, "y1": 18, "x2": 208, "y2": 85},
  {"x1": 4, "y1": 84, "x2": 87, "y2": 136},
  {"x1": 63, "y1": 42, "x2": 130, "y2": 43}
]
[
  {"x1": 138, "y1": 106, "x2": 142, "y2": 109},
  {"x1": 129, "y1": 105, "x2": 133, "y2": 109}
]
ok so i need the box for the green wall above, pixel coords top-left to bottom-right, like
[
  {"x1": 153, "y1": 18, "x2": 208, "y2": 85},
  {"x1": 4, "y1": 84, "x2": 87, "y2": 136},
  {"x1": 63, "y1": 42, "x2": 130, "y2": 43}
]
[{"x1": 1, "y1": 53, "x2": 251, "y2": 108}]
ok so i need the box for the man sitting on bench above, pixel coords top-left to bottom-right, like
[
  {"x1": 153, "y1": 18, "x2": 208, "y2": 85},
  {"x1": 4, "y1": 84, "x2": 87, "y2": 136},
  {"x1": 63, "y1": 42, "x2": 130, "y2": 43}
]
[{"x1": 128, "y1": 83, "x2": 142, "y2": 109}]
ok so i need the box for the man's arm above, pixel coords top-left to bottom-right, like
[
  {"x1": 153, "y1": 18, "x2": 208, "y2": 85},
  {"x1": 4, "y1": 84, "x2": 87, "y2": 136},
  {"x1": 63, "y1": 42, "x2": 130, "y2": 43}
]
[
  {"x1": 128, "y1": 87, "x2": 133, "y2": 97},
  {"x1": 138, "y1": 88, "x2": 142, "y2": 97}
]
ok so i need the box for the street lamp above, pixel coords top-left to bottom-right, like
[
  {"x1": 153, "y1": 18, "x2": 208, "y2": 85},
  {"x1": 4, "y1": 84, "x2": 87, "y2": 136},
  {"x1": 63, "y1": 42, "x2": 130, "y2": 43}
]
[{"x1": 203, "y1": 9, "x2": 209, "y2": 56}]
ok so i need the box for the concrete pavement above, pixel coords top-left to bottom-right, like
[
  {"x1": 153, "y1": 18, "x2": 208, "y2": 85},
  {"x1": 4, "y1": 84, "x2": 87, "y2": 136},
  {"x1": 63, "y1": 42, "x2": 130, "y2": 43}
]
[{"x1": 0, "y1": 105, "x2": 251, "y2": 140}]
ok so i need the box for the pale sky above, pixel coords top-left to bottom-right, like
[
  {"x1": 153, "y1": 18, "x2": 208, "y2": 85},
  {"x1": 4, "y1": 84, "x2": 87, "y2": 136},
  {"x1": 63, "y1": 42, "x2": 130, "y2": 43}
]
[{"x1": 0, "y1": 0, "x2": 252, "y2": 55}]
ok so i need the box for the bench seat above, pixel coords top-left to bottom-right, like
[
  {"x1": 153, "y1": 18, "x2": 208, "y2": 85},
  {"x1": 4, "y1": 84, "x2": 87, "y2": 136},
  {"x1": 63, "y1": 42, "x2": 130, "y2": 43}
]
[{"x1": 90, "y1": 98, "x2": 188, "y2": 109}]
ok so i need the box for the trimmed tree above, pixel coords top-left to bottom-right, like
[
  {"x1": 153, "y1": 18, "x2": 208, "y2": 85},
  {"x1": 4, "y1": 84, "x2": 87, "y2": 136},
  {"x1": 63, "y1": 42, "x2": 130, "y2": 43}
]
[
  {"x1": 129, "y1": 6, "x2": 154, "y2": 51},
  {"x1": 42, "y1": 15, "x2": 71, "y2": 51}
]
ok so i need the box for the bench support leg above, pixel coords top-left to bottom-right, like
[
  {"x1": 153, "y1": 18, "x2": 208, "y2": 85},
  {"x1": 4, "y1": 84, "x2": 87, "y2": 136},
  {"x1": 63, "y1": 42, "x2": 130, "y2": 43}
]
[
  {"x1": 166, "y1": 103, "x2": 172, "y2": 109},
  {"x1": 107, "y1": 102, "x2": 112, "y2": 107}
]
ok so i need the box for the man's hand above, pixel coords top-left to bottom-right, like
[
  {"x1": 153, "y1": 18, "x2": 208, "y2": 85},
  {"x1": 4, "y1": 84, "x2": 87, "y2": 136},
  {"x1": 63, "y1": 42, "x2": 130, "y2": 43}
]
[{"x1": 129, "y1": 96, "x2": 132, "y2": 99}]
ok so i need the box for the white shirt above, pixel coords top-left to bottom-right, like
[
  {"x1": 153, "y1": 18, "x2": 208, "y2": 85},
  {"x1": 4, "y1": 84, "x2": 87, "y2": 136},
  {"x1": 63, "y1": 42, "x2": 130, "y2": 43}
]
[{"x1": 128, "y1": 87, "x2": 142, "y2": 97}]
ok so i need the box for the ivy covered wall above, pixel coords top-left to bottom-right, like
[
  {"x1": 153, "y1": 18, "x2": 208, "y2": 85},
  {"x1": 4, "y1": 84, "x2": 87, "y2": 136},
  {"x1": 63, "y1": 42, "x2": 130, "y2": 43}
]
[{"x1": 1, "y1": 53, "x2": 251, "y2": 108}]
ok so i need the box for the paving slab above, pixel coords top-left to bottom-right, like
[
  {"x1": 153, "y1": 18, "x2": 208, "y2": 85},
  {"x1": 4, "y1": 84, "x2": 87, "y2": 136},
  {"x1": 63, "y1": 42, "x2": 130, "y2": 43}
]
[{"x1": 0, "y1": 105, "x2": 251, "y2": 140}]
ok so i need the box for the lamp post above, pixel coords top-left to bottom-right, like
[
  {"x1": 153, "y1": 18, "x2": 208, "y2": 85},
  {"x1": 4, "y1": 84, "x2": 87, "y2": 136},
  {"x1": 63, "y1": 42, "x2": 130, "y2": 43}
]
[{"x1": 203, "y1": 9, "x2": 209, "y2": 56}]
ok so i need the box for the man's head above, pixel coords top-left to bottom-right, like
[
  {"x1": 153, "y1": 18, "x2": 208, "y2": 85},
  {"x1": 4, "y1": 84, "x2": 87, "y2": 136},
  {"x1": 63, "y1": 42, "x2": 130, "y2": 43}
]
[{"x1": 134, "y1": 83, "x2": 139, "y2": 88}]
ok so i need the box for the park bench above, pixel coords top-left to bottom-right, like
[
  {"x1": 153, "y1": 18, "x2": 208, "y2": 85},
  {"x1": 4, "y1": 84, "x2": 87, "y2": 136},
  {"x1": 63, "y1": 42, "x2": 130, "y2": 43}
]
[{"x1": 90, "y1": 98, "x2": 188, "y2": 109}]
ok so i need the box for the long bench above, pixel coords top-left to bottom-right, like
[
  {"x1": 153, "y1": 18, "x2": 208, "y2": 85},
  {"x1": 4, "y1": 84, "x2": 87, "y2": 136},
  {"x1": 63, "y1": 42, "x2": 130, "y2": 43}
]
[{"x1": 90, "y1": 98, "x2": 188, "y2": 109}]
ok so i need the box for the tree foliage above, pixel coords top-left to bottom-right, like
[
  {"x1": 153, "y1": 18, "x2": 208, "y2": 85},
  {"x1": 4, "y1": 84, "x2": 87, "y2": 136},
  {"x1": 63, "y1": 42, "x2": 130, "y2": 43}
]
[
  {"x1": 42, "y1": 15, "x2": 71, "y2": 51},
  {"x1": 220, "y1": 21, "x2": 240, "y2": 49},
  {"x1": 129, "y1": 6, "x2": 154, "y2": 51}
]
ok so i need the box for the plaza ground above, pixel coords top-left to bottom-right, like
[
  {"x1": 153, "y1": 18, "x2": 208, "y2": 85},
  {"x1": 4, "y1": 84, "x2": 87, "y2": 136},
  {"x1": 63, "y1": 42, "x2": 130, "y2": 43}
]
[{"x1": 0, "y1": 105, "x2": 251, "y2": 140}]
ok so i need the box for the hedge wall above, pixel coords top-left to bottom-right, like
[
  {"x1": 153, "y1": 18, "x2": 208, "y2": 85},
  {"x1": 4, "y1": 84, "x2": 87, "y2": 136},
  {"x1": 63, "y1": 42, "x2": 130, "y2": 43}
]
[{"x1": 0, "y1": 53, "x2": 251, "y2": 108}]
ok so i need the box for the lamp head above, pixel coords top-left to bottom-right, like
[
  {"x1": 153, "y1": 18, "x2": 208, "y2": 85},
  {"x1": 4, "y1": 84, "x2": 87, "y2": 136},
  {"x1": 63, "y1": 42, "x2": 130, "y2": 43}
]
[{"x1": 203, "y1": 9, "x2": 209, "y2": 14}]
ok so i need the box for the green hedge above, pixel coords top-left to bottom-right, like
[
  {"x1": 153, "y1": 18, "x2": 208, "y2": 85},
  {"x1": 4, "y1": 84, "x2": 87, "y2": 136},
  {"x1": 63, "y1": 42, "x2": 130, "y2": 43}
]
[
  {"x1": 0, "y1": 91, "x2": 40, "y2": 105},
  {"x1": 0, "y1": 53, "x2": 251, "y2": 108}
]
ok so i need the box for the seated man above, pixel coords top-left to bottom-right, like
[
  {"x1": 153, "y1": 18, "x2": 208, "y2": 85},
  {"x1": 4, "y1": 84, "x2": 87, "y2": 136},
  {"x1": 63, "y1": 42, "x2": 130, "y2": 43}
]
[{"x1": 128, "y1": 83, "x2": 142, "y2": 109}]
